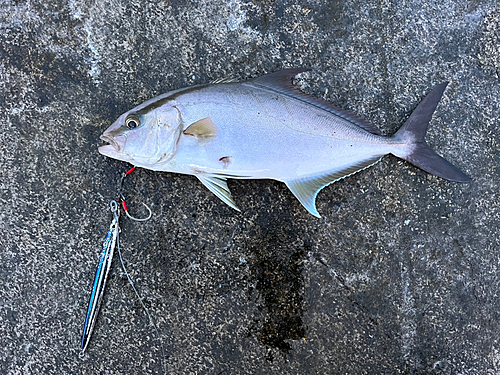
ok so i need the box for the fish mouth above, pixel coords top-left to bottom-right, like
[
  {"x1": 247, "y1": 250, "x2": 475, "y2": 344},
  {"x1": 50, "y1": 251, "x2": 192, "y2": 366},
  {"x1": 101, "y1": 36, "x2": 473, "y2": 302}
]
[{"x1": 98, "y1": 135, "x2": 120, "y2": 156}]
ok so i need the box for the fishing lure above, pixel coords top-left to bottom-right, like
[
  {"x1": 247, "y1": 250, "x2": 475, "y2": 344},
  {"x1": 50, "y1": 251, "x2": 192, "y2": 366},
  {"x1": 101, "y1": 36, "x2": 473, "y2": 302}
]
[
  {"x1": 80, "y1": 200, "x2": 120, "y2": 352},
  {"x1": 81, "y1": 167, "x2": 153, "y2": 352}
]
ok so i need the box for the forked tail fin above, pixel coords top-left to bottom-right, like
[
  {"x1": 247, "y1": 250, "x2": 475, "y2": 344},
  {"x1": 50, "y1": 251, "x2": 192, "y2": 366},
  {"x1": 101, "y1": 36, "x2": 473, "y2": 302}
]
[{"x1": 393, "y1": 83, "x2": 471, "y2": 182}]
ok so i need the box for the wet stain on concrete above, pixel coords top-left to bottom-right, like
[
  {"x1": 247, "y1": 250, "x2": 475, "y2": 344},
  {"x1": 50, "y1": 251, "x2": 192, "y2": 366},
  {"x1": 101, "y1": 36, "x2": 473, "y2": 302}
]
[{"x1": 245, "y1": 215, "x2": 309, "y2": 353}]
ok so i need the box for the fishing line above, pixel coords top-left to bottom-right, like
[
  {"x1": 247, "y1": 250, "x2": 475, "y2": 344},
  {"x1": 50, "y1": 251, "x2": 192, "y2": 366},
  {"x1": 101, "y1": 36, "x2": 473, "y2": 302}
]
[
  {"x1": 116, "y1": 224, "x2": 167, "y2": 375},
  {"x1": 81, "y1": 167, "x2": 167, "y2": 375}
]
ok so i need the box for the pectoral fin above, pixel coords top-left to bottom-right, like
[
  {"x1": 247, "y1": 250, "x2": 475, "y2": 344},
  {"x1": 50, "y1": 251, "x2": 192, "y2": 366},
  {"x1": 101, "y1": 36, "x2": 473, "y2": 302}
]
[
  {"x1": 285, "y1": 157, "x2": 382, "y2": 217},
  {"x1": 183, "y1": 117, "x2": 218, "y2": 139},
  {"x1": 197, "y1": 174, "x2": 240, "y2": 211}
]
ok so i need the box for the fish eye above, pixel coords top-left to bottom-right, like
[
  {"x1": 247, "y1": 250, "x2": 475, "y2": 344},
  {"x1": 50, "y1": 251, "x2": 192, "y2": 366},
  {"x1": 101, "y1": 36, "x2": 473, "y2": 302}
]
[{"x1": 125, "y1": 114, "x2": 140, "y2": 129}]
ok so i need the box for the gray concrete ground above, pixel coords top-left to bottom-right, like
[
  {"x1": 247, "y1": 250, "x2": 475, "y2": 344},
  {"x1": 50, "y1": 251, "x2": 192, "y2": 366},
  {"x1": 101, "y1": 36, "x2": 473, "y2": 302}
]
[{"x1": 1, "y1": 0, "x2": 499, "y2": 374}]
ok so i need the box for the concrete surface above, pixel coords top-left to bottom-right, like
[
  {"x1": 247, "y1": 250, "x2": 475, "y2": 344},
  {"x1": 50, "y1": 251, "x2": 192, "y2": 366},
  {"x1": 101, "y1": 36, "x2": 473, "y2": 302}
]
[{"x1": 1, "y1": 0, "x2": 499, "y2": 374}]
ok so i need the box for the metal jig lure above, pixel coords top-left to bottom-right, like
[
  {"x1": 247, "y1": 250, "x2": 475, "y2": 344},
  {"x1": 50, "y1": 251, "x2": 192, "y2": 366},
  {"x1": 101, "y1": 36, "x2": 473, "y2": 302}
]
[
  {"x1": 80, "y1": 200, "x2": 120, "y2": 352},
  {"x1": 80, "y1": 167, "x2": 152, "y2": 352}
]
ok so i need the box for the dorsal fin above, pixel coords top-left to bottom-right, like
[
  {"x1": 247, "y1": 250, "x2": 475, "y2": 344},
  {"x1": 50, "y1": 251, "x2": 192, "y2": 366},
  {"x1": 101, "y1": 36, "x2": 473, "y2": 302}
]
[
  {"x1": 211, "y1": 76, "x2": 239, "y2": 84},
  {"x1": 251, "y1": 69, "x2": 381, "y2": 136}
]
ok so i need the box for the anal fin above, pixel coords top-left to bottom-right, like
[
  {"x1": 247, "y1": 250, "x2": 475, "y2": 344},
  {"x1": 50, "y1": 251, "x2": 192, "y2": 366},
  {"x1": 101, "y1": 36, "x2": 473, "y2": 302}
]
[
  {"x1": 197, "y1": 174, "x2": 240, "y2": 212},
  {"x1": 285, "y1": 157, "x2": 382, "y2": 217}
]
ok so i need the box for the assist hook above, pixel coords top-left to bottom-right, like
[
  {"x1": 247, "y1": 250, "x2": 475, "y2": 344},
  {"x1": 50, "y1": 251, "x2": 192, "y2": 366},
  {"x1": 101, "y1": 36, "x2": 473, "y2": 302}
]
[{"x1": 118, "y1": 166, "x2": 153, "y2": 222}]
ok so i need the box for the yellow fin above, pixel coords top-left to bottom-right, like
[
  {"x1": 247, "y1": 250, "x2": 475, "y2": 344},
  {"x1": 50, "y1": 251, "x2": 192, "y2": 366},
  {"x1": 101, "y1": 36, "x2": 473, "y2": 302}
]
[
  {"x1": 285, "y1": 156, "x2": 382, "y2": 217},
  {"x1": 183, "y1": 117, "x2": 218, "y2": 139}
]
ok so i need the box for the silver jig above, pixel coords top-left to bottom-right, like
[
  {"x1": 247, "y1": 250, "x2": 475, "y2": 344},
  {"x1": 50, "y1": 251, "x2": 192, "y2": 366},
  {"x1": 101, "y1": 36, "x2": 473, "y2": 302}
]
[{"x1": 80, "y1": 200, "x2": 119, "y2": 352}]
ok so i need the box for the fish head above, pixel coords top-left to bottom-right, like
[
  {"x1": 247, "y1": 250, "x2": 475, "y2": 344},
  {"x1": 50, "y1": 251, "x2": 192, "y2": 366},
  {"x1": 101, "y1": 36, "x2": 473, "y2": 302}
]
[{"x1": 99, "y1": 102, "x2": 183, "y2": 167}]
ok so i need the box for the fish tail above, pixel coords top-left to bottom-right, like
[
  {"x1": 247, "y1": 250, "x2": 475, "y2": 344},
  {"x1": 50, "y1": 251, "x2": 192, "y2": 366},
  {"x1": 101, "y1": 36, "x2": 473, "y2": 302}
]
[{"x1": 392, "y1": 83, "x2": 471, "y2": 182}]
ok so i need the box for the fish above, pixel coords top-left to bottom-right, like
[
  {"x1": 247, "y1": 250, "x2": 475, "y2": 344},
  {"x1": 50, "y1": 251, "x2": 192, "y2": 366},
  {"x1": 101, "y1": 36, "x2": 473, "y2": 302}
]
[{"x1": 99, "y1": 69, "x2": 471, "y2": 217}]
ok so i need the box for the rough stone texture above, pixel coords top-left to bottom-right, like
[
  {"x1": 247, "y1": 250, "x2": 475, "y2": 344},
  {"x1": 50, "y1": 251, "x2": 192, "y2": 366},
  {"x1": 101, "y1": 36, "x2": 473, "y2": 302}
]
[{"x1": 1, "y1": 0, "x2": 499, "y2": 374}]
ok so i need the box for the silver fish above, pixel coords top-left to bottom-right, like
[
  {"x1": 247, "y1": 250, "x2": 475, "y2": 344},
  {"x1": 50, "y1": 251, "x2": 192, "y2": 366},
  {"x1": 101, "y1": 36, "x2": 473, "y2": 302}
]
[{"x1": 99, "y1": 69, "x2": 470, "y2": 217}]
